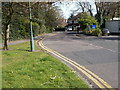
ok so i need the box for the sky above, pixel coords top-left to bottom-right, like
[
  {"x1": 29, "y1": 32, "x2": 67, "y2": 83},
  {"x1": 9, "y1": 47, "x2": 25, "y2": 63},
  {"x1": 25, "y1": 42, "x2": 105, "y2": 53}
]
[{"x1": 54, "y1": 1, "x2": 97, "y2": 19}]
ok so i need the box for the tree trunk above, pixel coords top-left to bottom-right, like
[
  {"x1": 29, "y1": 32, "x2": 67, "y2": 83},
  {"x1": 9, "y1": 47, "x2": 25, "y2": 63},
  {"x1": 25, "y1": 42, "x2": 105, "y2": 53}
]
[
  {"x1": 88, "y1": 9, "x2": 93, "y2": 17},
  {"x1": 3, "y1": 24, "x2": 10, "y2": 50},
  {"x1": 112, "y1": 11, "x2": 116, "y2": 20},
  {"x1": 3, "y1": 2, "x2": 13, "y2": 50},
  {"x1": 82, "y1": 7, "x2": 85, "y2": 12}
]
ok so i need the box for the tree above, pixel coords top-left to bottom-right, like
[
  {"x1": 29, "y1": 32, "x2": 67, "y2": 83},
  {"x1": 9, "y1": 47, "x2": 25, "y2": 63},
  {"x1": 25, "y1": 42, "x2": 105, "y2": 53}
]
[
  {"x1": 95, "y1": 2, "x2": 120, "y2": 28},
  {"x1": 78, "y1": 12, "x2": 102, "y2": 36},
  {"x1": 2, "y1": 2, "x2": 31, "y2": 50},
  {"x1": 2, "y1": 2, "x2": 62, "y2": 50},
  {"x1": 78, "y1": 12, "x2": 98, "y2": 30},
  {"x1": 2, "y1": 2, "x2": 14, "y2": 50},
  {"x1": 76, "y1": 2, "x2": 94, "y2": 17},
  {"x1": 84, "y1": 2, "x2": 93, "y2": 17}
]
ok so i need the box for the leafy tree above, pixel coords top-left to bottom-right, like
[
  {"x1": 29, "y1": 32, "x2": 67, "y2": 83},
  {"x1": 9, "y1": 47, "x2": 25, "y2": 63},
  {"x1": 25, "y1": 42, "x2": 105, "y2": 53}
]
[
  {"x1": 78, "y1": 12, "x2": 99, "y2": 29},
  {"x1": 78, "y1": 12, "x2": 102, "y2": 36},
  {"x1": 2, "y1": 2, "x2": 62, "y2": 50}
]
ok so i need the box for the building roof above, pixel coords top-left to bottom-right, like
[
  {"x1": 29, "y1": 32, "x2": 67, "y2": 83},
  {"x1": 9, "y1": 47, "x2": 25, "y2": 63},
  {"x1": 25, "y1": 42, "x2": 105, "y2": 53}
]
[{"x1": 68, "y1": 13, "x2": 82, "y2": 21}]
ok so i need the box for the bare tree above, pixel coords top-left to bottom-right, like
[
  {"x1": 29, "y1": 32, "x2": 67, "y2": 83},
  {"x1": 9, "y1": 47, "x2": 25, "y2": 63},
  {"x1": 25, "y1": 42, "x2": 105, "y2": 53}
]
[
  {"x1": 84, "y1": 2, "x2": 93, "y2": 17},
  {"x1": 77, "y1": 1, "x2": 94, "y2": 17},
  {"x1": 95, "y1": 2, "x2": 120, "y2": 28},
  {"x1": 78, "y1": 2, "x2": 86, "y2": 12}
]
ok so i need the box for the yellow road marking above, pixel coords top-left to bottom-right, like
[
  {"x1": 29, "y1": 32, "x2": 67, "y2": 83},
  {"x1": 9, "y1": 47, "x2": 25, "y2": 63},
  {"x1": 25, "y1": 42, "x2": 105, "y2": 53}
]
[
  {"x1": 40, "y1": 40, "x2": 112, "y2": 88},
  {"x1": 38, "y1": 38, "x2": 113, "y2": 89},
  {"x1": 38, "y1": 40, "x2": 105, "y2": 88}
]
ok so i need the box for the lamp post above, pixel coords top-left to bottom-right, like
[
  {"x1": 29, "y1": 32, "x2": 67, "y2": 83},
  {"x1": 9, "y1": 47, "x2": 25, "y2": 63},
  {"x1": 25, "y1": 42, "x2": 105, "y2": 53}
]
[{"x1": 29, "y1": 0, "x2": 35, "y2": 52}]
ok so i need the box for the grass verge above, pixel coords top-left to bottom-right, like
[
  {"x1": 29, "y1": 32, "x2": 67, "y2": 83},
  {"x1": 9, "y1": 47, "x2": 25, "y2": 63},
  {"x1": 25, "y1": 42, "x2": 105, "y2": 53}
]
[{"x1": 2, "y1": 41, "x2": 90, "y2": 88}]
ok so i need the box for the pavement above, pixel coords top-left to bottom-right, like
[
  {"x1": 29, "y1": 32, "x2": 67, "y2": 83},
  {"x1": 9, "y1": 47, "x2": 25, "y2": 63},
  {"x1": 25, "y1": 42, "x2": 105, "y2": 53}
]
[
  {"x1": 42, "y1": 31, "x2": 119, "y2": 88},
  {"x1": 0, "y1": 35, "x2": 46, "y2": 48},
  {"x1": 0, "y1": 39, "x2": 29, "y2": 48}
]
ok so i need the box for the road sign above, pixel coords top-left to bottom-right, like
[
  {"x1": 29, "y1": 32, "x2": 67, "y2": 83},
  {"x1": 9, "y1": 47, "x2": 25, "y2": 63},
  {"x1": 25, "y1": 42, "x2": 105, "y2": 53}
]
[{"x1": 91, "y1": 25, "x2": 96, "y2": 29}]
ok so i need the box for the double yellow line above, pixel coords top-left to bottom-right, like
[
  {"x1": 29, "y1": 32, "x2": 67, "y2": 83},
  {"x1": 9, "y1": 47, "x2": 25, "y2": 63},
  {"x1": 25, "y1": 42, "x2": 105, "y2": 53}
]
[{"x1": 38, "y1": 38, "x2": 113, "y2": 89}]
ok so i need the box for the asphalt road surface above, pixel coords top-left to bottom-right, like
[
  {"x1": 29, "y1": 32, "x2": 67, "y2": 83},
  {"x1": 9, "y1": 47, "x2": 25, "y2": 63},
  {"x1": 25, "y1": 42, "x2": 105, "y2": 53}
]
[{"x1": 43, "y1": 31, "x2": 119, "y2": 88}]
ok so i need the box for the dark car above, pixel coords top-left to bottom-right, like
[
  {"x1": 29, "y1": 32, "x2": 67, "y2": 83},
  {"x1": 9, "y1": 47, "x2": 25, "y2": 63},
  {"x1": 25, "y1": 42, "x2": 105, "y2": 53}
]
[{"x1": 101, "y1": 28, "x2": 110, "y2": 36}]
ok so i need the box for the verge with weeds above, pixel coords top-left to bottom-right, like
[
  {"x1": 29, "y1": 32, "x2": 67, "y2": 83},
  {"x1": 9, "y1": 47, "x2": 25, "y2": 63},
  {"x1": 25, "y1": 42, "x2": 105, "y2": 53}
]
[{"x1": 2, "y1": 41, "x2": 90, "y2": 88}]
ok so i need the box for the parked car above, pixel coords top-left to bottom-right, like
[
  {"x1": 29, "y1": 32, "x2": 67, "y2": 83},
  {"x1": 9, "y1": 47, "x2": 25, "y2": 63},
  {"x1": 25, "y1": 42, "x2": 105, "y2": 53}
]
[
  {"x1": 101, "y1": 28, "x2": 110, "y2": 36},
  {"x1": 67, "y1": 27, "x2": 72, "y2": 31}
]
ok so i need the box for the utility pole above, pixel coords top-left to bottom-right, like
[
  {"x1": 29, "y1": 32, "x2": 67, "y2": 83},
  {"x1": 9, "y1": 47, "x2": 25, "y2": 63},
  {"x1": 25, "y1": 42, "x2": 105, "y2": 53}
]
[{"x1": 29, "y1": 0, "x2": 35, "y2": 52}]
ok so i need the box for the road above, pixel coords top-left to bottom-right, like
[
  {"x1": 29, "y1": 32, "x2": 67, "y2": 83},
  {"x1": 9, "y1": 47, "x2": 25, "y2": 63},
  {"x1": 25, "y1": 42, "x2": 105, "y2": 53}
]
[{"x1": 42, "y1": 31, "x2": 119, "y2": 88}]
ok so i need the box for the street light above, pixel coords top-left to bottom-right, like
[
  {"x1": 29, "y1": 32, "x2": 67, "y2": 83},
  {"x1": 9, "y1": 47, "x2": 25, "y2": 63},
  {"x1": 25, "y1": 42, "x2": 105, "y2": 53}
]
[{"x1": 29, "y1": 0, "x2": 35, "y2": 52}]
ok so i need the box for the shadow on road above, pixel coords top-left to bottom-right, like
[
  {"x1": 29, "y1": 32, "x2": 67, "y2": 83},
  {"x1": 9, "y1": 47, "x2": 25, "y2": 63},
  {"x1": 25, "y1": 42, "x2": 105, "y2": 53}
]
[
  {"x1": 66, "y1": 31, "x2": 84, "y2": 35},
  {"x1": 66, "y1": 32, "x2": 77, "y2": 34},
  {"x1": 100, "y1": 36, "x2": 120, "y2": 40},
  {"x1": 66, "y1": 31, "x2": 120, "y2": 41}
]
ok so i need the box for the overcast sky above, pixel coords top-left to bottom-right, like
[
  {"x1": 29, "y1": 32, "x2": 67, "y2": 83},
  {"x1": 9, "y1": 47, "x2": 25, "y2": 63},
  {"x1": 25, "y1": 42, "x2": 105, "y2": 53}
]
[{"x1": 54, "y1": 1, "x2": 97, "y2": 19}]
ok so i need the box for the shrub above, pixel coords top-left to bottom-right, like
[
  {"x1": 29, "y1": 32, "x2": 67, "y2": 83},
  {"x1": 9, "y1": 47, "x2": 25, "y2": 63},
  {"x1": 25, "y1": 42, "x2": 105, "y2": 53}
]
[
  {"x1": 90, "y1": 28, "x2": 102, "y2": 36},
  {"x1": 78, "y1": 12, "x2": 102, "y2": 36},
  {"x1": 78, "y1": 13, "x2": 99, "y2": 29},
  {"x1": 9, "y1": 17, "x2": 42, "y2": 40}
]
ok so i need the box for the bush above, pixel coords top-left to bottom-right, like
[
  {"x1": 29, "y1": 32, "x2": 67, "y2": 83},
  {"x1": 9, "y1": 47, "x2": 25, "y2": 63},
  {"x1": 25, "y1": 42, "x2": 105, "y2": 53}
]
[
  {"x1": 40, "y1": 25, "x2": 47, "y2": 34},
  {"x1": 90, "y1": 28, "x2": 102, "y2": 36},
  {"x1": 78, "y1": 13, "x2": 99, "y2": 29},
  {"x1": 82, "y1": 28, "x2": 89, "y2": 35},
  {"x1": 78, "y1": 12, "x2": 102, "y2": 36},
  {"x1": 82, "y1": 28, "x2": 102, "y2": 36},
  {"x1": 32, "y1": 22, "x2": 40, "y2": 36},
  {"x1": 3, "y1": 16, "x2": 55, "y2": 41},
  {"x1": 46, "y1": 27, "x2": 54, "y2": 33},
  {"x1": 9, "y1": 17, "x2": 42, "y2": 40}
]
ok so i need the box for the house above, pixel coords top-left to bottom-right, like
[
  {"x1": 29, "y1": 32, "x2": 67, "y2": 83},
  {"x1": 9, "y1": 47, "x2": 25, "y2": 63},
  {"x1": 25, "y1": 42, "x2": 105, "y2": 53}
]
[
  {"x1": 66, "y1": 13, "x2": 82, "y2": 30},
  {"x1": 57, "y1": 18, "x2": 68, "y2": 27}
]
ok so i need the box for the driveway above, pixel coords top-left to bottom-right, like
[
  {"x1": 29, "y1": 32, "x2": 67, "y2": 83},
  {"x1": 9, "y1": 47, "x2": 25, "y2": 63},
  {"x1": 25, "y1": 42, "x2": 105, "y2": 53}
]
[{"x1": 42, "y1": 31, "x2": 119, "y2": 88}]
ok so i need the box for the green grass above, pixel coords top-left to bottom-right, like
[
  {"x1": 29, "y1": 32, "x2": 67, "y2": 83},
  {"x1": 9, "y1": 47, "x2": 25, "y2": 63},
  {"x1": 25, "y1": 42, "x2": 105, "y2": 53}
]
[{"x1": 2, "y1": 41, "x2": 90, "y2": 88}]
